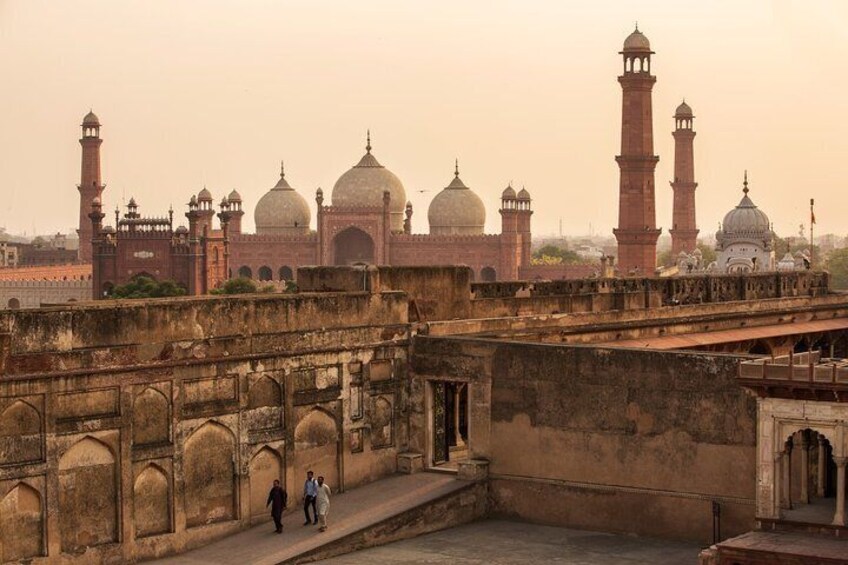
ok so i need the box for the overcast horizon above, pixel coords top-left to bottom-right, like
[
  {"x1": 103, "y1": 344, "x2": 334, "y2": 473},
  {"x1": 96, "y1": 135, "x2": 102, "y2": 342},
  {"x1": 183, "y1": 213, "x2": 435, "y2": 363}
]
[{"x1": 2, "y1": 1, "x2": 847, "y2": 239}]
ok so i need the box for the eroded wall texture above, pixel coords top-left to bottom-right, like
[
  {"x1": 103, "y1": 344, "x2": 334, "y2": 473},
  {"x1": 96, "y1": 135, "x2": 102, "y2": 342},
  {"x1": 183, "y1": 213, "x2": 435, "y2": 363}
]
[
  {"x1": 412, "y1": 337, "x2": 758, "y2": 543},
  {"x1": 0, "y1": 292, "x2": 410, "y2": 563}
]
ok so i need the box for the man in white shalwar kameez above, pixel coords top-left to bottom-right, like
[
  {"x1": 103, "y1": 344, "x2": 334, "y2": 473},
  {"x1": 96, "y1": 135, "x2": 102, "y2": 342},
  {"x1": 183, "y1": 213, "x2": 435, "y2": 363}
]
[{"x1": 316, "y1": 475, "x2": 332, "y2": 531}]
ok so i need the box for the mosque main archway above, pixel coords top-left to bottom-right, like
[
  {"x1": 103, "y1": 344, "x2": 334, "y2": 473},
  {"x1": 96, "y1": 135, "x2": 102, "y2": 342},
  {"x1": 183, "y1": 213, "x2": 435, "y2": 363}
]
[{"x1": 333, "y1": 227, "x2": 375, "y2": 266}]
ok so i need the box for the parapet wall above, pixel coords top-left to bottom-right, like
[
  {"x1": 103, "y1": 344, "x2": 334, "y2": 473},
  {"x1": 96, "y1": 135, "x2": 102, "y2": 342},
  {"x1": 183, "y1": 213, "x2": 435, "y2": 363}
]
[{"x1": 298, "y1": 265, "x2": 472, "y2": 321}]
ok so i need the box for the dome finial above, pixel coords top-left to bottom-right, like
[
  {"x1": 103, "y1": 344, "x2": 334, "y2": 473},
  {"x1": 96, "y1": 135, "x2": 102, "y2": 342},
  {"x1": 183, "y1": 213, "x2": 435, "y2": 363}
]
[
  {"x1": 743, "y1": 170, "x2": 749, "y2": 195},
  {"x1": 280, "y1": 160, "x2": 285, "y2": 178},
  {"x1": 366, "y1": 129, "x2": 372, "y2": 154},
  {"x1": 455, "y1": 158, "x2": 459, "y2": 178},
  {"x1": 635, "y1": 21, "x2": 639, "y2": 32}
]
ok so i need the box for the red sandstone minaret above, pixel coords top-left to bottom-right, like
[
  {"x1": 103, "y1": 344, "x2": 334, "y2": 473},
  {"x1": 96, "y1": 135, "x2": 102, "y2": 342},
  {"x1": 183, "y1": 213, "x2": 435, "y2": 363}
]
[
  {"x1": 78, "y1": 110, "x2": 104, "y2": 262},
  {"x1": 669, "y1": 101, "x2": 698, "y2": 255},
  {"x1": 613, "y1": 27, "x2": 660, "y2": 276}
]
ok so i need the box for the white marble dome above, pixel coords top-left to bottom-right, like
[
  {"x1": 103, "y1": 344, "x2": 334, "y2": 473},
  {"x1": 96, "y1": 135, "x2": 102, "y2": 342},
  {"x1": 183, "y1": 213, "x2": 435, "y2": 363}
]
[
  {"x1": 720, "y1": 188, "x2": 770, "y2": 235},
  {"x1": 331, "y1": 137, "x2": 406, "y2": 232},
  {"x1": 254, "y1": 165, "x2": 311, "y2": 235},
  {"x1": 428, "y1": 166, "x2": 486, "y2": 236}
]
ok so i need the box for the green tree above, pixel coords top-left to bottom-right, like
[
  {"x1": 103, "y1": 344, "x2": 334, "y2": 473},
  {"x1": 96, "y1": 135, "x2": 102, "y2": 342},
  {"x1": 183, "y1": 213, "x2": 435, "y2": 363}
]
[
  {"x1": 109, "y1": 276, "x2": 187, "y2": 299},
  {"x1": 826, "y1": 248, "x2": 848, "y2": 290},
  {"x1": 211, "y1": 277, "x2": 258, "y2": 295},
  {"x1": 696, "y1": 243, "x2": 717, "y2": 265},
  {"x1": 532, "y1": 244, "x2": 581, "y2": 264}
]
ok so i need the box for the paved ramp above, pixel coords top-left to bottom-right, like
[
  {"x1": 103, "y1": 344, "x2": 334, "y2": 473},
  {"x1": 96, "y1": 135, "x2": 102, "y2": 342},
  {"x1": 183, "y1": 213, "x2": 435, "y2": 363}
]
[{"x1": 150, "y1": 472, "x2": 478, "y2": 565}]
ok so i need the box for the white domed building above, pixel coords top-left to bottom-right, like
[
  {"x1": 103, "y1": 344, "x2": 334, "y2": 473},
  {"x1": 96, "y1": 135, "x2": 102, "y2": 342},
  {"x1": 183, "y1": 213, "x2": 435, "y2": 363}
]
[
  {"x1": 428, "y1": 162, "x2": 486, "y2": 236},
  {"x1": 715, "y1": 173, "x2": 775, "y2": 273},
  {"x1": 254, "y1": 164, "x2": 311, "y2": 235}
]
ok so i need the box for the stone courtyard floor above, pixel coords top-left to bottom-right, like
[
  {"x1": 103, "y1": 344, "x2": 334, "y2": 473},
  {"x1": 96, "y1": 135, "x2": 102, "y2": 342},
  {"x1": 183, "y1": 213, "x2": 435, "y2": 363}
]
[{"x1": 317, "y1": 519, "x2": 703, "y2": 564}]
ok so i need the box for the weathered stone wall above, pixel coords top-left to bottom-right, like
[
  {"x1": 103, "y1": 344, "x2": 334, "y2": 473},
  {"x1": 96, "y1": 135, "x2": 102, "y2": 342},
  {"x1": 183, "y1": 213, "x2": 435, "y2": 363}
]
[
  {"x1": 0, "y1": 292, "x2": 410, "y2": 563},
  {"x1": 0, "y1": 279, "x2": 92, "y2": 310},
  {"x1": 298, "y1": 265, "x2": 472, "y2": 321},
  {"x1": 411, "y1": 336, "x2": 758, "y2": 543}
]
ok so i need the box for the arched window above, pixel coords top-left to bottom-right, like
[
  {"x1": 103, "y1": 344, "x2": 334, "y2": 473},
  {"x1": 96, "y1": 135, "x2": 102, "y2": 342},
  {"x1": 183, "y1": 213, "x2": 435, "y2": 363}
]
[
  {"x1": 7, "y1": 298, "x2": 20, "y2": 310},
  {"x1": 279, "y1": 266, "x2": 293, "y2": 281},
  {"x1": 238, "y1": 266, "x2": 252, "y2": 279},
  {"x1": 258, "y1": 266, "x2": 272, "y2": 281},
  {"x1": 480, "y1": 267, "x2": 497, "y2": 282}
]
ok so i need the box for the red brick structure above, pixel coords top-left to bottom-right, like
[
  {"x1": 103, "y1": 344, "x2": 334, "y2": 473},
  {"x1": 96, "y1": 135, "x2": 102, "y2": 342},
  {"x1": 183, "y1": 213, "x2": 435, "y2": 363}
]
[
  {"x1": 613, "y1": 27, "x2": 661, "y2": 276},
  {"x1": 77, "y1": 111, "x2": 104, "y2": 262},
  {"x1": 670, "y1": 101, "x2": 699, "y2": 255},
  {"x1": 88, "y1": 138, "x2": 535, "y2": 296}
]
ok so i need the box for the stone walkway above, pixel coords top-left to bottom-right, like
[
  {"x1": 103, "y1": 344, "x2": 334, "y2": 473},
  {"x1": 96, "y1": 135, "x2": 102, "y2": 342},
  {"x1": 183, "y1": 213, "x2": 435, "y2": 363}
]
[
  {"x1": 317, "y1": 520, "x2": 703, "y2": 564},
  {"x1": 149, "y1": 472, "x2": 467, "y2": 565}
]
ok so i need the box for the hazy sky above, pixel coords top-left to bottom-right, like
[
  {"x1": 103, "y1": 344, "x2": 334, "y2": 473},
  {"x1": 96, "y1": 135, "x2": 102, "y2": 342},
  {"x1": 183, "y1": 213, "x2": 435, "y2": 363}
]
[{"x1": 2, "y1": 1, "x2": 847, "y2": 238}]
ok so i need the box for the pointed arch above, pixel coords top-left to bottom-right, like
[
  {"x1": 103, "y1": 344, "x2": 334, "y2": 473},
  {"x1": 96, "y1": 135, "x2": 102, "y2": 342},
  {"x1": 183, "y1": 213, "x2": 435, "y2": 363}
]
[
  {"x1": 371, "y1": 395, "x2": 394, "y2": 448},
  {"x1": 0, "y1": 482, "x2": 43, "y2": 561},
  {"x1": 183, "y1": 421, "x2": 237, "y2": 528},
  {"x1": 248, "y1": 375, "x2": 282, "y2": 409},
  {"x1": 0, "y1": 399, "x2": 42, "y2": 464},
  {"x1": 248, "y1": 375, "x2": 283, "y2": 431},
  {"x1": 58, "y1": 436, "x2": 118, "y2": 551},
  {"x1": 294, "y1": 407, "x2": 340, "y2": 500},
  {"x1": 249, "y1": 447, "x2": 283, "y2": 521},
  {"x1": 134, "y1": 463, "x2": 171, "y2": 538},
  {"x1": 133, "y1": 387, "x2": 170, "y2": 445}
]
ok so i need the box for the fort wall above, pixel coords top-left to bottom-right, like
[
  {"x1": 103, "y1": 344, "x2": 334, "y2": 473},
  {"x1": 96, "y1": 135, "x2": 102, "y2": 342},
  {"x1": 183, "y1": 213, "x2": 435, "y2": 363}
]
[
  {"x1": 0, "y1": 292, "x2": 409, "y2": 563},
  {"x1": 411, "y1": 336, "x2": 758, "y2": 543}
]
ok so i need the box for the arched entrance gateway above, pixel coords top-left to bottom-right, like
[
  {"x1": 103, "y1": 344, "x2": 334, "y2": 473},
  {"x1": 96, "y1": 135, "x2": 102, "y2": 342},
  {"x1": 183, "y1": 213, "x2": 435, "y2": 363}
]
[{"x1": 333, "y1": 227, "x2": 374, "y2": 266}]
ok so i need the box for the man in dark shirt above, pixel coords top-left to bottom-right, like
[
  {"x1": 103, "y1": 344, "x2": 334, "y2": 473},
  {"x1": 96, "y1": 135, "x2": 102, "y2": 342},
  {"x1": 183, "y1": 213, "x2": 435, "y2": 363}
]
[{"x1": 266, "y1": 479, "x2": 287, "y2": 533}]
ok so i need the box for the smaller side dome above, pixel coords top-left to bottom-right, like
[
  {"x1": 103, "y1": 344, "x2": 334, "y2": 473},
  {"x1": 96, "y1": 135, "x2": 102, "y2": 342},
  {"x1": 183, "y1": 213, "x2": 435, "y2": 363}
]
[
  {"x1": 517, "y1": 187, "x2": 531, "y2": 200},
  {"x1": 82, "y1": 110, "x2": 100, "y2": 126},
  {"x1": 175, "y1": 225, "x2": 188, "y2": 234},
  {"x1": 254, "y1": 162, "x2": 311, "y2": 235},
  {"x1": 623, "y1": 27, "x2": 651, "y2": 52},
  {"x1": 228, "y1": 189, "x2": 242, "y2": 202},
  {"x1": 501, "y1": 184, "x2": 517, "y2": 199},
  {"x1": 198, "y1": 188, "x2": 213, "y2": 201},
  {"x1": 675, "y1": 100, "x2": 693, "y2": 118},
  {"x1": 428, "y1": 162, "x2": 486, "y2": 236},
  {"x1": 102, "y1": 225, "x2": 115, "y2": 234}
]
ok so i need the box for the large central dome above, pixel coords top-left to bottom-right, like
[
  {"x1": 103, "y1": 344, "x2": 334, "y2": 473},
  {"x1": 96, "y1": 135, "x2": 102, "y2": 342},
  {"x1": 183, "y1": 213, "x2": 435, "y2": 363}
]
[{"x1": 331, "y1": 134, "x2": 406, "y2": 231}]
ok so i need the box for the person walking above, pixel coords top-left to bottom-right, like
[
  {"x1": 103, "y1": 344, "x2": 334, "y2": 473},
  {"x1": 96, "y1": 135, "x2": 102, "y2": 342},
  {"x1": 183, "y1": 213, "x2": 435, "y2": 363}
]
[
  {"x1": 266, "y1": 479, "x2": 287, "y2": 534},
  {"x1": 316, "y1": 475, "x2": 332, "y2": 532},
  {"x1": 303, "y1": 470, "x2": 318, "y2": 525}
]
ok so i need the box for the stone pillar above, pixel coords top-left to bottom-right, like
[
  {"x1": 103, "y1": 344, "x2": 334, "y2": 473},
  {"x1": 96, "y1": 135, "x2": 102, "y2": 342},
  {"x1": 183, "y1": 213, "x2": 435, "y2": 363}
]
[
  {"x1": 800, "y1": 432, "x2": 810, "y2": 504},
  {"x1": 817, "y1": 435, "x2": 828, "y2": 498},
  {"x1": 453, "y1": 383, "x2": 466, "y2": 449},
  {"x1": 781, "y1": 438, "x2": 793, "y2": 510},
  {"x1": 833, "y1": 457, "x2": 847, "y2": 526}
]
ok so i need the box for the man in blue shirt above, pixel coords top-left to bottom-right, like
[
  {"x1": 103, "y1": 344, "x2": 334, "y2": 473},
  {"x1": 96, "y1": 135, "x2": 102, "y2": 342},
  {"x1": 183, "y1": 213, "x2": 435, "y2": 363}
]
[{"x1": 303, "y1": 470, "x2": 318, "y2": 525}]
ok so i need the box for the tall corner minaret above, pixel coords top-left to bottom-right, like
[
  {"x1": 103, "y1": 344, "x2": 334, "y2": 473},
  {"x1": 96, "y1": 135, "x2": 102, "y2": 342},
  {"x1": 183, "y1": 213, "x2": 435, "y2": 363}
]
[
  {"x1": 612, "y1": 26, "x2": 661, "y2": 276},
  {"x1": 670, "y1": 100, "x2": 698, "y2": 255},
  {"x1": 78, "y1": 110, "x2": 104, "y2": 262}
]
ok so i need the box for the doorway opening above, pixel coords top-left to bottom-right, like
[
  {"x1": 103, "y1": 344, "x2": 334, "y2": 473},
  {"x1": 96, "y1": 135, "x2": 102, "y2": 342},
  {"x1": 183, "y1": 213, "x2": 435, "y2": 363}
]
[{"x1": 430, "y1": 380, "x2": 469, "y2": 469}]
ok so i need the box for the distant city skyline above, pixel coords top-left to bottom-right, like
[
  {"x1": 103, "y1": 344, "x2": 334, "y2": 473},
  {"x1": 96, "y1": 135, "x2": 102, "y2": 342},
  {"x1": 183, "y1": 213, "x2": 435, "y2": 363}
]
[{"x1": 1, "y1": 1, "x2": 847, "y2": 238}]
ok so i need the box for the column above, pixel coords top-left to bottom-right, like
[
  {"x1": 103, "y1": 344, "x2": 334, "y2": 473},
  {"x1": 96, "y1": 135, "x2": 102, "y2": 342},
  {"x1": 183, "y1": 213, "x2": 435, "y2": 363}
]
[
  {"x1": 453, "y1": 383, "x2": 466, "y2": 449},
  {"x1": 781, "y1": 438, "x2": 793, "y2": 510},
  {"x1": 833, "y1": 457, "x2": 846, "y2": 526},
  {"x1": 817, "y1": 435, "x2": 828, "y2": 498},
  {"x1": 800, "y1": 432, "x2": 810, "y2": 504}
]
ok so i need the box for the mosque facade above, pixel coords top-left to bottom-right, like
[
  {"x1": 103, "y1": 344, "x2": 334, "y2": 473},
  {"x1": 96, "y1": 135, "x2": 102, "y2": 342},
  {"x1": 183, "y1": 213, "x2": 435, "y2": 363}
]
[{"x1": 81, "y1": 28, "x2": 796, "y2": 299}]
